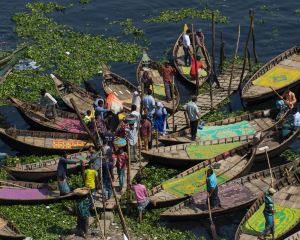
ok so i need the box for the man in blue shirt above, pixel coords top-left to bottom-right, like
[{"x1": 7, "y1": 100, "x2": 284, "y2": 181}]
[
  {"x1": 143, "y1": 89, "x2": 155, "y2": 122},
  {"x1": 57, "y1": 153, "x2": 81, "y2": 195},
  {"x1": 95, "y1": 99, "x2": 110, "y2": 120},
  {"x1": 259, "y1": 188, "x2": 276, "y2": 239},
  {"x1": 185, "y1": 96, "x2": 200, "y2": 141},
  {"x1": 206, "y1": 168, "x2": 220, "y2": 208}
]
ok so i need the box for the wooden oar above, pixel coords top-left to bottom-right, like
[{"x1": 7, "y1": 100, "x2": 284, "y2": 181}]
[
  {"x1": 207, "y1": 196, "x2": 218, "y2": 240},
  {"x1": 89, "y1": 191, "x2": 105, "y2": 239}
]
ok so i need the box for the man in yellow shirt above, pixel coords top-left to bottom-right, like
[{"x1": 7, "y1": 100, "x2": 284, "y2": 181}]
[{"x1": 84, "y1": 163, "x2": 98, "y2": 203}]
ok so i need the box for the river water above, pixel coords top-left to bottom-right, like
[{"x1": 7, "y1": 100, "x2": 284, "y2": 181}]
[{"x1": 0, "y1": 0, "x2": 300, "y2": 239}]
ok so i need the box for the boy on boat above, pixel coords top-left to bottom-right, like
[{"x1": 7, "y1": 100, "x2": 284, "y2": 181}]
[
  {"x1": 258, "y1": 188, "x2": 276, "y2": 240},
  {"x1": 131, "y1": 176, "x2": 150, "y2": 223},
  {"x1": 183, "y1": 29, "x2": 192, "y2": 66},
  {"x1": 140, "y1": 114, "x2": 152, "y2": 151}
]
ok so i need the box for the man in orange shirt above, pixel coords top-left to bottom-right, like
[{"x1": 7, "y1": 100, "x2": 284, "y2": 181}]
[
  {"x1": 161, "y1": 61, "x2": 176, "y2": 102},
  {"x1": 190, "y1": 55, "x2": 204, "y2": 80}
]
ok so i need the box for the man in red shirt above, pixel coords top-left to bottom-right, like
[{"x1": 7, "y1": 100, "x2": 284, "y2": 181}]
[
  {"x1": 190, "y1": 55, "x2": 204, "y2": 80},
  {"x1": 160, "y1": 61, "x2": 176, "y2": 102}
]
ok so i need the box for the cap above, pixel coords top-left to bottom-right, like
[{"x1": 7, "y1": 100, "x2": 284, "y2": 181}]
[{"x1": 268, "y1": 188, "x2": 276, "y2": 194}]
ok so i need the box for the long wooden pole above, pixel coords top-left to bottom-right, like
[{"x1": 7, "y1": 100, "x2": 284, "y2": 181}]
[
  {"x1": 105, "y1": 159, "x2": 131, "y2": 240},
  {"x1": 192, "y1": 24, "x2": 200, "y2": 95},
  {"x1": 219, "y1": 31, "x2": 225, "y2": 73},
  {"x1": 251, "y1": 10, "x2": 258, "y2": 63},
  {"x1": 126, "y1": 141, "x2": 131, "y2": 193},
  {"x1": 210, "y1": 12, "x2": 215, "y2": 110},
  {"x1": 207, "y1": 196, "x2": 218, "y2": 240},
  {"x1": 172, "y1": 76, "x2": 175, "y2": 132},
  {"x1": 240, "y1": 9, "x2": 254, "y2": 84},
  {"x1": 70, "y1": 98, "x2": 99, "y2": 150},
  {"x1": 89, "y1": 191, "x2": 105, "y2": 239},
  {"x1": 227, "y1": 25, "x2": 241, "y2": 97}
]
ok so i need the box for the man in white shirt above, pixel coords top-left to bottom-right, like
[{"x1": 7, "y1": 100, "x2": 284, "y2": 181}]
[
  {"x1": 184, "y1": 96, "x2": 200, "y2": 141},
  {"x1": 292, "y1": 107, "x2": 300, "y2": 128},
  {"x1": 183, "y1": 29, "x2": 192, "y2": 66},
  {"x1": 40, "y1": 89, "x2": 58, "y2": 119},
  {"x1": 132, "y1": 87, "x2": 141, "y2": 112}
]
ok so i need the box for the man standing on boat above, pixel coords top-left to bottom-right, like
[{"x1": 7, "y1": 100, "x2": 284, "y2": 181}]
[
  {"x1": 206, "y1": 168, "x2": 221, "y2": 209},
  {"x1": 57, "y1": 152, "x2": 82, "y2": 195},
  {"x1": 183, "y1": 29, "x2": 192, "y2": 66},
  {"x1": 39, "y1": 88, "x2": 58, "y2": 120},
  {"x1": 258, "y1": 188, "x2": 276, "y2": 240},
  {"x1": 160, "y1": 61, "x2": 176, "y2": 102},
  {"x1": 185, "y1": 96, "x2": 200, "y2": 141}
]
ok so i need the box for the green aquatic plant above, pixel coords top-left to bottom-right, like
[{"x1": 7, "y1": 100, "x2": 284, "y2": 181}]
[
  {"x1": 0, "y1": 202, "x2": 76, "y2": 240},
  {"x1": 144, "y1": 7, "x2": 228, "y2": 24},
  {"x1": 280, "y1": 149, "x2": 299, "y2": 162},
  {"x1": 79, "y1": 0, "x2": 92, "y2": 4},
  {"x1": 0, "y1": 1, "x2": 142, "y2": 104}
]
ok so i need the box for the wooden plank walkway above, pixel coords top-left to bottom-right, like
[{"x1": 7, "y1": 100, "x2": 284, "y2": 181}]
[
  {"x1": 94, "y1": 160, "x2": 148, "y2": 210},
  {"x1": 168, "y1": 64, "x2": 249, "y2": 131}
]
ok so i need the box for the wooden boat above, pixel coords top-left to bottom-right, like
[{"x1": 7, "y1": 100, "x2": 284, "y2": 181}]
[
  {"x1": 284, "y1": 231, "x2": 300, "y2": 240},
  {"x1": 0, "y1": 128, "x2": 93, "y2": 154},
  {"x1": 143, "y1": 116, "x2": 300, "y2": 166},
  {"x1": 142, "y1": 135, "x2": 254, "y2": 168},
  {"x1": 160, "y1": 109, "x2": 278, "y2": 145},
  {"x1": 136, "y1": 54, "x2": 180, "y2": 113},
  {"x1": 10, "y1": 97, "x2": 87, "y2": 134},
  {"x1": 147, "y1": 141, "x2": 257, "y2": 208},
  {"x1": 0, "y1": 47, "x2": 26, "y2": 84},
  {"x1": 51, "y1": 74, "x2": 95, "y2": 114},
  {"x1": 235, "y1": 172, "x2": 300, "y2": 240},
  {"x1": 3, "y1": 151, "x2": 89, "y2": 182},
  {"x1": 0, "y1": 180, "x2": 87, "y2": 203},
  {"x1": 242, "y1": 45, "x2": 300, "y2": 102},
  {"x1": 160, "y1": 158, "x2": 300, "y2": 219},
  {"x1": 255, "y1": 124, "x2": 300, "y2": 162},
  {"x1": 173, "y1": 31, "x2": 211, "y2": 87},
  {"x1": 0, "y1": 214, "x2": 24, "y2": 239},
  {"x1": 102, "y1": 65, "x2": 136, "y2": 112}
]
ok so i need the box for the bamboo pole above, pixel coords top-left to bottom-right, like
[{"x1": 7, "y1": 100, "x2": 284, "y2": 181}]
[
  {"x1": 191, "y1": 24, "x2": 200, "y2": 95},
  {"x1": 219, "y1": 31, "x2": 225, "y2": 73},
  {"x1": 251, "y1": 10, "x2": 258, "y2": 63},
  {"x1": 105, "y1": 159, "x2": 131, "y2": 240},
  {"x1": 89, "y1": 191, "x2": 105, "y2": 239},
  {"x1": 70, "y1": 98, "x2": 99, "y2": 149},
  {"x1": 240, "y1": 9, "x2": 254, "y2": 84},
  {"x1": 155, "y1": 129, "x2": 158, "y2": 149},
  {"x1": 227, "y1": 25, "x2": 241, "y2": 97},
  {"x1": 207, "y1": 196, "x2": 218, "y2": 240},
  {"x1": 247, "y1": 47, "x2": 252, "y2": 72},
  {"x1": 172, "y1": 76, "x2": 175, "y2": 132},
  {"x1": 127, "y1": 141, "x2": 131, "y2": 193},
  {"x1": 138, "y1": 135, "x2": 142, "y2": 172},
  {"x1": 210, "y1": 12, "x2": 215, "y2": 110}
]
